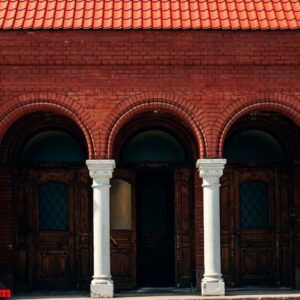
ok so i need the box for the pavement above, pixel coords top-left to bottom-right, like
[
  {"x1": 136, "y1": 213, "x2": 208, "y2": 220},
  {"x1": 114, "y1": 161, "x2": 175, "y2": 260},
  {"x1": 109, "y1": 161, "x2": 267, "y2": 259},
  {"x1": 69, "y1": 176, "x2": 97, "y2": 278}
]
[{"x1": 11, "y1": 288, "x2": 300, "y2": 300}]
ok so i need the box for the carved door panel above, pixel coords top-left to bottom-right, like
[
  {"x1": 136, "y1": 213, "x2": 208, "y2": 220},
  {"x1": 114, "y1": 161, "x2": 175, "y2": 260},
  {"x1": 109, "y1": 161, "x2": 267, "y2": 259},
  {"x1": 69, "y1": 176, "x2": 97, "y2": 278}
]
[
  {"x1": 74, "y1": 168, "x2": 93, "y2": 289},
  {"x1": 15, "y1": 170, "x2": 32, "y2": 291},
  {"x1": 110, "y1": 169, "x2": 136, "y2": 290},
  {"x1": 174, "y1": 167, "x2": 194, "y2": 287},
  {"x1": 234, "y1": 168, "x2": 275, "y2": 285},
  {"x1": 220, "y1": 169, "x2": 235, "y2": 286},
  {"x1": 29, "y1": 169, "x2": 76, "y2": 289},
  {"x1": 221, "y1": 166, "x2": 292, "y2": 287}
]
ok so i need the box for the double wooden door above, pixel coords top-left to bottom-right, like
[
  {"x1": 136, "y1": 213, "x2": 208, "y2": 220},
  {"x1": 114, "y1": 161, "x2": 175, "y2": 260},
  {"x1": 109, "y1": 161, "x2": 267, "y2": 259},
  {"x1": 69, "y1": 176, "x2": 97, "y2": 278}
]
[
  {"x1": 15, "y1": 167, "x2": 92, "y2": 291},
  {"x1": 110, "y1": 166, "x2": 195, "y2": 290},
  {"x1": 221, "y1": 166, "x2": 292, "y2": 287}
]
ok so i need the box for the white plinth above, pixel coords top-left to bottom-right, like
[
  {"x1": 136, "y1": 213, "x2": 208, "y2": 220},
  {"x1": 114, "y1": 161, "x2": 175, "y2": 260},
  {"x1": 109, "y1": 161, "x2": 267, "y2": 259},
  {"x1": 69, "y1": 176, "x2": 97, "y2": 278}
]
[
  {"x1": 91, "y1": 279, "x2": 114, "y2": 298},
  {"x1": 201, "y1": 280, "x2": 225, "y2": 296}
]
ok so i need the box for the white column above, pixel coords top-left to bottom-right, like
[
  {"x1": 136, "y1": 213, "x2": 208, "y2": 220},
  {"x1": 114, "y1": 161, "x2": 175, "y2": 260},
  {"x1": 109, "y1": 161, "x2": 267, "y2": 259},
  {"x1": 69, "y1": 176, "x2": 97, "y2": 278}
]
[
  {"x1": 86, "y1": 159, "x2": 115, "y2": 298},
  {"x1": 196, "y1": 158, "x2": 226, "y2": 296}
]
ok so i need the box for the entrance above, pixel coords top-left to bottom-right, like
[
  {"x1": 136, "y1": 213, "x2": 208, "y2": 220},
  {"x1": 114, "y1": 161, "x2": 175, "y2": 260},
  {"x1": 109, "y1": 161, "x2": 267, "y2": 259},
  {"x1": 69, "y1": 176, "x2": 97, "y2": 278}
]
[
  {"x1": 17, "y1": 168, "x2": 77, "y2": 290},
  {"x1": 221, "y1": 166, "x2": 290, "y2": 286},
  {"x1": 111, "y1": 120, "x2": 196, "y2": 290},
  {"x1": 2, "y1": 113, "x2": 92, "y2": 292},
  {"x1": 221, "y1": 114, "x2": 294, "y2": 287},
  {"x1": 136, "y1": 167, "x2": 174, "y2": 287}
]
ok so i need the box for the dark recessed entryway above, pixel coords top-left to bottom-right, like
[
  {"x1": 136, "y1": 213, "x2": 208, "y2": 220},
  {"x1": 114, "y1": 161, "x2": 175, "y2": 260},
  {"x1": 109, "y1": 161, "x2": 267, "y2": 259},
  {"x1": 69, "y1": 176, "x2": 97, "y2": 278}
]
[
  {"x1": 111, "y1": 115, "x2": 197, "y2": 290},
  {"x1": 136, "y1": 167, "x2": 175, "y2": 287}
]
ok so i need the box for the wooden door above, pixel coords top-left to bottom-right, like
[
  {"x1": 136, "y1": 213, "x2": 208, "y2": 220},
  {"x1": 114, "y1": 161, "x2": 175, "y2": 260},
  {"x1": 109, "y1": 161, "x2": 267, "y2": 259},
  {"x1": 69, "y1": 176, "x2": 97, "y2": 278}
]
[
  {"x1": 110, "y1": 169, "x2": 136, "y2": 290},
  {"x1": 234, "y1": 168, "x2": 275, "y2": 285},
  {"x1": 28, "y1": 169, "x2": 75, "y2": 289},
  {"x1": 221, "y1": 166, "x2": 292, "y2": 287},
  {"x1": 174, "y1": 167, "x2": 194, "y2": 288},
  {"x1": 15, "y1": 167, "x2": 92, "y2": 291}
]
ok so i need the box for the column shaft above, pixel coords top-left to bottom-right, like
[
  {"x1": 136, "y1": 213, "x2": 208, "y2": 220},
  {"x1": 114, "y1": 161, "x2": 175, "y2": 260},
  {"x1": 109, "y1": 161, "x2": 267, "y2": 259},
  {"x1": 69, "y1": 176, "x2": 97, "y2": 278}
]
[{"x1": 93, "y1": 184, "x2": 110, "y2": 280}]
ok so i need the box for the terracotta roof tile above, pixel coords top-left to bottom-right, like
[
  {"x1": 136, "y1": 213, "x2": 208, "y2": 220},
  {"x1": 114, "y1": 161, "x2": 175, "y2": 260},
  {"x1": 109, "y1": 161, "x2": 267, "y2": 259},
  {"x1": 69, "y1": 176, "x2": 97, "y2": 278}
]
[{"x1": 1, "y1": 0, "x2": 300, "y2": 30}]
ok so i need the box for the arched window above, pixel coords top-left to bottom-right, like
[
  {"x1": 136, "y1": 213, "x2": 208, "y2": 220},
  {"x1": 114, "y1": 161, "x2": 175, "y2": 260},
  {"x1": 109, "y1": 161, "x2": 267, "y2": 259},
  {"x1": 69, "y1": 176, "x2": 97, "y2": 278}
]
[
  {"x1": 20, "y1": 130, "x2": 86, "y2": 166},
  {"x1": 119, "y1": 129, "x2": 187, "y2": 165},
  {"x1": 224, "y1": 129, "x2": 285, "y2": 163}
]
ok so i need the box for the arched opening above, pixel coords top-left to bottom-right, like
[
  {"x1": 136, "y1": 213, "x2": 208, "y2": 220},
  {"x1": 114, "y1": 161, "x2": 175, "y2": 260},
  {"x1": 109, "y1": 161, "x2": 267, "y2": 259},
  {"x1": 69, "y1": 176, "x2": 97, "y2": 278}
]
[
  {"x1": 221, "y1": 111, "x2": 300, "y2": 288},
  {"x1": 110, "y1": 113, "x2": 197, "y2": 290},
  {"x1": 0, "y1": 112, "x2": 92, "y2": 292},
  {"x1": 20, "y1": 130, "x2": 85, "y2": 166},
  {"x1": 224, "y1": 129, "x2": 286, "y2": 163}
]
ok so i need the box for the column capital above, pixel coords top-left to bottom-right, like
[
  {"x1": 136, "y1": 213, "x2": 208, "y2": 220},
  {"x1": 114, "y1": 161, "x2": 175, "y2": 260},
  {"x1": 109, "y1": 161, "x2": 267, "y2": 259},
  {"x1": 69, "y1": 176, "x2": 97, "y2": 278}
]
[
  {"x1": 196, "y1": 158, "x2": 226, "y2": 180},
  {"x1": 86, "y1": 159, "x2": 115, "y2": 186}
]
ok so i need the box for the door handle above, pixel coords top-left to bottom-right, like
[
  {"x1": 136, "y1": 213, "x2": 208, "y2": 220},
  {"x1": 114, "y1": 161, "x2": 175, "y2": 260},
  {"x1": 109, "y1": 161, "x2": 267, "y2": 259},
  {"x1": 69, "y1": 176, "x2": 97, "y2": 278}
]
[{"x1": 110, "y1": 236, "x2": 118, "y2": 247}]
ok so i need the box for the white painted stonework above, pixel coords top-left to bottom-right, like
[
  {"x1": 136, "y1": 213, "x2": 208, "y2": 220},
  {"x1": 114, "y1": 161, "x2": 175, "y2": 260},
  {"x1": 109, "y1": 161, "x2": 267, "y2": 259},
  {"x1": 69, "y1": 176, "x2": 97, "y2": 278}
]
[
  {"x1": 196, "y1": 159, "x2": 226, "y2": 296},
  {"x1": 86, "y1": 160, "x2": 116, "y2": 298}
]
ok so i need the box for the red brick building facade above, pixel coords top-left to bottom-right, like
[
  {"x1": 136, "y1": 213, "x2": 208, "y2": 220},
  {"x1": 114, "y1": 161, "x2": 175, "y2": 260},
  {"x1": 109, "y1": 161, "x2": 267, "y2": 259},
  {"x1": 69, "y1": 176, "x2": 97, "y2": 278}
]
[{"x1": 1, "y1": 0, "x2": 300, "y2": 296}]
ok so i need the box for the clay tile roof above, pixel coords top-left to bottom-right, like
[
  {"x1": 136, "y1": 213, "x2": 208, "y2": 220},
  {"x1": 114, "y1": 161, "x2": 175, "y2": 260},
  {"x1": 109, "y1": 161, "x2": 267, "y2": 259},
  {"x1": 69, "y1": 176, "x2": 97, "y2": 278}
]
[{"x1": 1, "y1": 0, "x2": 300, "y2": 30}]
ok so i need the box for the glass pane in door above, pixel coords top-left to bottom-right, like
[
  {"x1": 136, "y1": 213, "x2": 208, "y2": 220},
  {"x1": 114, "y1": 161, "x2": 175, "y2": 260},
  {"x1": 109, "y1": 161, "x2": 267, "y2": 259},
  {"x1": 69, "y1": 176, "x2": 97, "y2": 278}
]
[
  {"x1": 39, "y1": 181, "x2": 68, "y2": 231},
  {"x1": 240, "y1": 180, "x2": 269, "y2": 229}
]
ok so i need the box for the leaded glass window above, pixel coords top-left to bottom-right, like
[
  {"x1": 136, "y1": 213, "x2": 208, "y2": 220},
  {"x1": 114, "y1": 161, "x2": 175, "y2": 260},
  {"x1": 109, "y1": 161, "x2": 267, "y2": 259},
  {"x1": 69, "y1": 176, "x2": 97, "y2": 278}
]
[
  {"x1": 39, "y1": 181, "x2": 68, "y2": 231},
  {"x1": 240, "y1": 180, "x2": 269, "y2": 229}
]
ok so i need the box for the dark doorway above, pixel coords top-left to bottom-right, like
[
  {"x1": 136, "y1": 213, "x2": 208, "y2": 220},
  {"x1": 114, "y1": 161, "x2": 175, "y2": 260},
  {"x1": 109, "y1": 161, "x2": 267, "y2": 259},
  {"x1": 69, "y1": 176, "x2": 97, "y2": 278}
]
[
  {"x1": 136, "y1": 167, "x2": 175, "y2": 287},
  {"x1": 112, "y1": 121, "x2": 196, "y2": 290}
]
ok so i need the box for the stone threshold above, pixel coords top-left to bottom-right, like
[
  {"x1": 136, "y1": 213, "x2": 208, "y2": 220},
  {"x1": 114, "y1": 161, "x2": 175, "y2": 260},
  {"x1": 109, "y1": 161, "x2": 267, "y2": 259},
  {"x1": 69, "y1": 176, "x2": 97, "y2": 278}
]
[{"x1": 12, "y1": 288, "x2": 300, "y2": 300}]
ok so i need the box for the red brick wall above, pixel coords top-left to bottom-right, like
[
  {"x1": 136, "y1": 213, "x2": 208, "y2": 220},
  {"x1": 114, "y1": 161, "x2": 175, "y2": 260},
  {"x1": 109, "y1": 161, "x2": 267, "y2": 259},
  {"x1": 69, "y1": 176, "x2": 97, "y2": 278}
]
[
  {"x1": 0, "y1": 29, "x2": 300, "y2": 290},
  {"x1": 1, "y1": 30, "x2": 300, "y2": 157}
]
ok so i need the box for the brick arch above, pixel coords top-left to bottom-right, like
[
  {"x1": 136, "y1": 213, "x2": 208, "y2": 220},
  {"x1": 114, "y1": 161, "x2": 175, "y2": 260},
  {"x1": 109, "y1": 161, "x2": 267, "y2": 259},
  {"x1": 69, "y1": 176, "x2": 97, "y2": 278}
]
[
  {"x1": 102, "y1": 92, "x2": 206, "y2": 158},
  {"x1": 0, "y1": 92, "x2": 96, "y2": 158},
  {"x1": 216, "y1": 95, "x2": 300, "y2": 157}
]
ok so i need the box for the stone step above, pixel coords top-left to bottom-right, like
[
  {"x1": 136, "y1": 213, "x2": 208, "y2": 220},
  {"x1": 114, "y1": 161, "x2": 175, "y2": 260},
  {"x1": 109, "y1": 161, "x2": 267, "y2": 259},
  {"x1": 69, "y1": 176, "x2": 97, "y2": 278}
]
[{"x1": 13, "y1": 293, "x2": 300, "y2": 300}]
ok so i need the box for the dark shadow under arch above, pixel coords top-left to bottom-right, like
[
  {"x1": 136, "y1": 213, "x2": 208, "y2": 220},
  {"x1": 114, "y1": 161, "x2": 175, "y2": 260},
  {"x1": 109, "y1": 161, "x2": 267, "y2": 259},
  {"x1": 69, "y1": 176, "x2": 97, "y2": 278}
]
[{"x1": 113, "y1": 112, "x2": 198, "y2": 166}]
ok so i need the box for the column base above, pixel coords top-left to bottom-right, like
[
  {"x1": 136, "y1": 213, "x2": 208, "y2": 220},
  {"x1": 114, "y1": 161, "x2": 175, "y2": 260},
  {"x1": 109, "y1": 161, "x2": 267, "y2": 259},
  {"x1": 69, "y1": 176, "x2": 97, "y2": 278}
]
[
  {"x1": 201, "y1": 280, "x2": 225, "y2": 296},
  {"x1": 90, "y1": 279, "x2": 114, "y2": 298}
]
